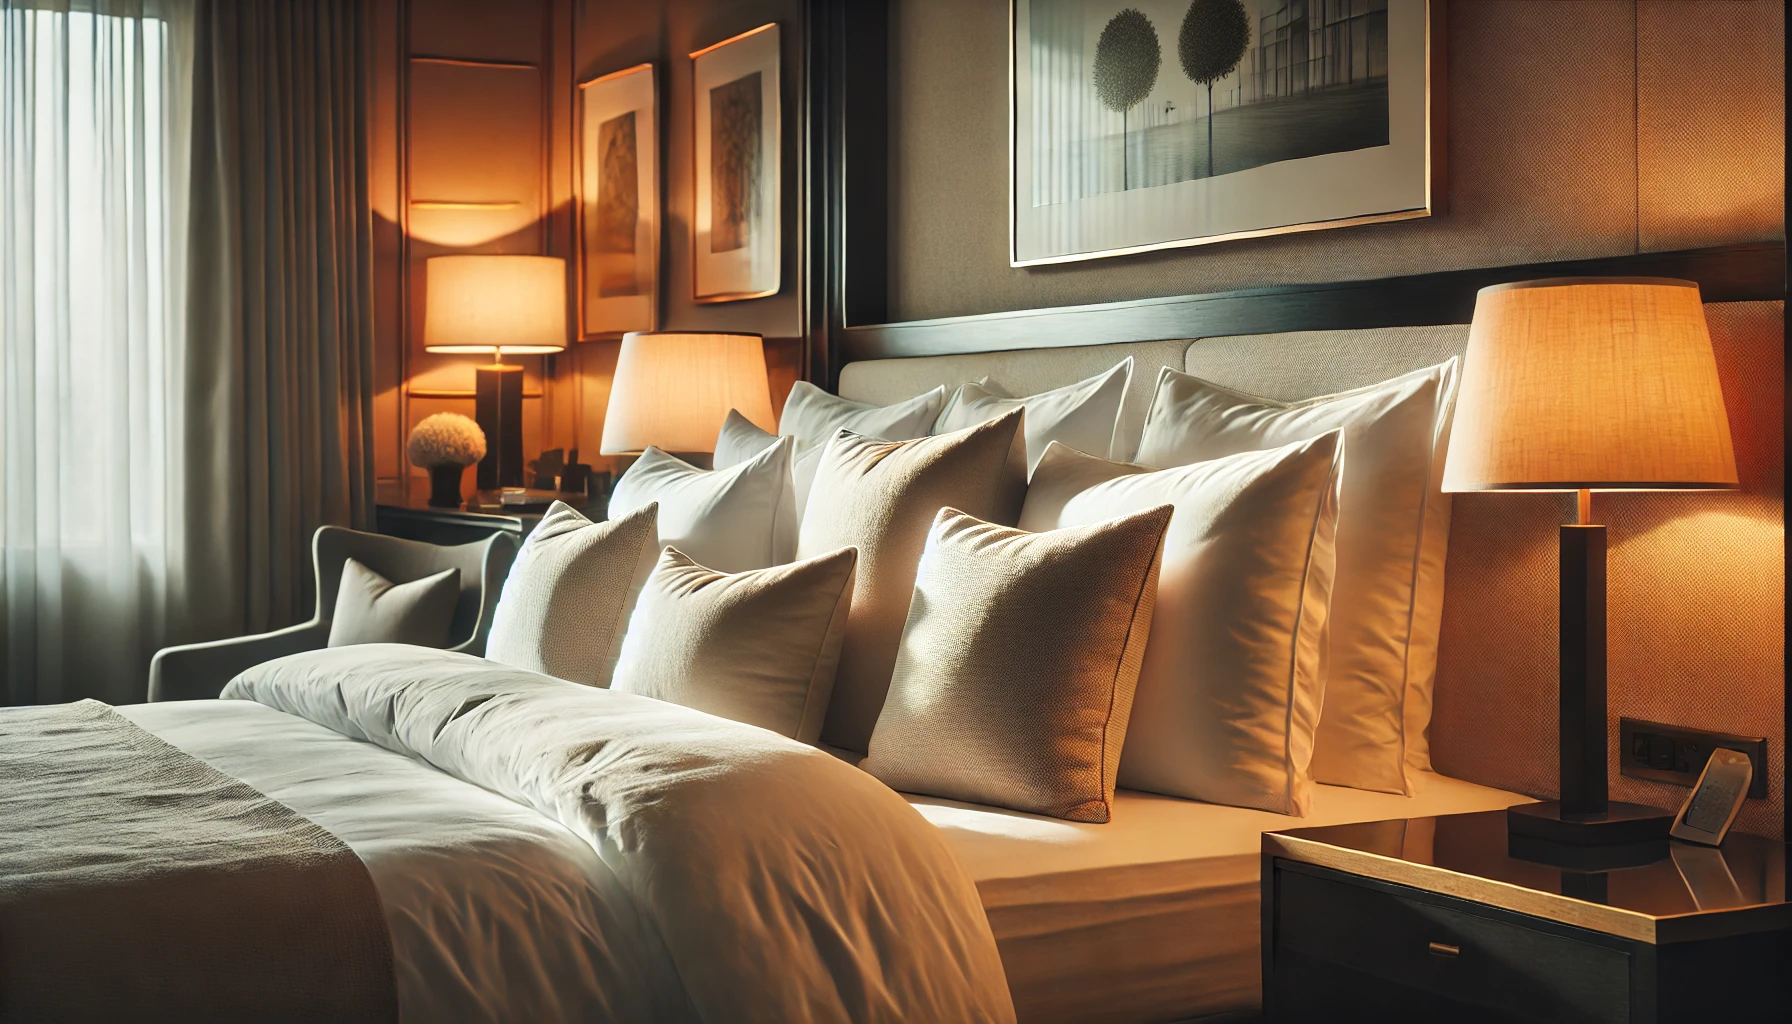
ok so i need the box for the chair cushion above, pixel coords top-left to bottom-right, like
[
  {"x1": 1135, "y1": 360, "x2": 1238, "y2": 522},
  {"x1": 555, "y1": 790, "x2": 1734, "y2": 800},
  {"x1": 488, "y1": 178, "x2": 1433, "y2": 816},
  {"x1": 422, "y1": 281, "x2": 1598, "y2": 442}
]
[
  {"x1": 612, "y1": 545, "x2": 858, "y2": 743},
  {"x1": 862, "y1": 504, "x2": 1171, "y2": 824},
  {"x1": 485, "y1": 501, "x2": 658, "y2": 687},
  {"x1": 325, "y1": 558, "x2": 460, "y2": 649}
]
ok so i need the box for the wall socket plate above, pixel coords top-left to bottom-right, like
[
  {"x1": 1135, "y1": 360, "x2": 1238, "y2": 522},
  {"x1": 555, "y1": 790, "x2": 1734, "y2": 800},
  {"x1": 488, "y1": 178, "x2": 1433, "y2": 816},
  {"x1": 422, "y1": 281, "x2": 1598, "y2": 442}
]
[{"x1": 1618, "y1": 717, "x2": 1768, "y2": 799}]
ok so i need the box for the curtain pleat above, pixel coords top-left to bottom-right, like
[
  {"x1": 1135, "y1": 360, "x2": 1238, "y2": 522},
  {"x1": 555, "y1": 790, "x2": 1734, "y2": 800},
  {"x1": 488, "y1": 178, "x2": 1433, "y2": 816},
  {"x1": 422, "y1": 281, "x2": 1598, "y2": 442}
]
[{"x1": 174, "y1": 0, "x2": 373, "y2": 650}]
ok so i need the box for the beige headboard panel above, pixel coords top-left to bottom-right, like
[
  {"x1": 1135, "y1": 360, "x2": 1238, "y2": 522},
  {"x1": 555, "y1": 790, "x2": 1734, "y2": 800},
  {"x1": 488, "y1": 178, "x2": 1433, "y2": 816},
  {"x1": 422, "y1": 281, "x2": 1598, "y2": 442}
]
[
  {"x1": 837, "y1": 338, "x2": 1192, "y2": 460},
  {"x1": 1182, "y1": 325, "x2": 1471, "y2": 401}
]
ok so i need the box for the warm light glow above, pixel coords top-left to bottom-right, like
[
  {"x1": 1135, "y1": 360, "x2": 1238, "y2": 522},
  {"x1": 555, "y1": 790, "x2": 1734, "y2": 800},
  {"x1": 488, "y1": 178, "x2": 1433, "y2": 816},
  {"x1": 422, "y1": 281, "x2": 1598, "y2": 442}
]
[
  {"x1": 601, "y1": 332, "x2": 775, "y2": 454},
  {"x1": 423, "y1": 255, "x2": 567, "y2": 355},
  {"x1": 1443, "y1": 278, "x2": 1739, "y2": 492}
]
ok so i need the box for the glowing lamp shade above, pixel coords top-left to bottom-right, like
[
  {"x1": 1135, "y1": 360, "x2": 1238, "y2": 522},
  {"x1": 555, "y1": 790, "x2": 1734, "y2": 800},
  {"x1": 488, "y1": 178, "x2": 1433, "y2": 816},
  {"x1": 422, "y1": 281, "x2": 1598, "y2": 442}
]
[
  {"x1": 1444, "y1": 277, "x2": 1738, "y2": 493},
  {"x1": 601, "y1": 332, "x2": 775, "y2": 455},
  {"x1": 423, "y1": 255, "x2": 568, "y2": 355}
]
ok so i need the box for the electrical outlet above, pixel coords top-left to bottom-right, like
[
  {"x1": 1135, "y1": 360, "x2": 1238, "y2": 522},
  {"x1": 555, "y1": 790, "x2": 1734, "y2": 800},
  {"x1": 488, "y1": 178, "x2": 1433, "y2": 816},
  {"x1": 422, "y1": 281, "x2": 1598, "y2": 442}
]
[{"x1": 1618, "y1": 718, "x2": 1768, "y2": 799}]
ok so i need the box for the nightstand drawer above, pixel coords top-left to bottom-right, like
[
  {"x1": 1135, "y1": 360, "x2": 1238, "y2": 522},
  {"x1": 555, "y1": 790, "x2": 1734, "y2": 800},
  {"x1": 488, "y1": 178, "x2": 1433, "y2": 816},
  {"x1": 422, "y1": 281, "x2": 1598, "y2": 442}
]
[{"x1": 1274, "y1": 864, "x2": 1630, "y2": 1023}]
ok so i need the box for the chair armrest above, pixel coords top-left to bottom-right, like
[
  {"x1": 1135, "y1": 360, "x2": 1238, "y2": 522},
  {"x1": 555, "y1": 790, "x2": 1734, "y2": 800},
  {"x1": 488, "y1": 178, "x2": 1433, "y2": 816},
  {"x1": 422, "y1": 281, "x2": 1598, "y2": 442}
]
[{"x1": 147, "y1": 621, "x2": 331, "y2": 702}]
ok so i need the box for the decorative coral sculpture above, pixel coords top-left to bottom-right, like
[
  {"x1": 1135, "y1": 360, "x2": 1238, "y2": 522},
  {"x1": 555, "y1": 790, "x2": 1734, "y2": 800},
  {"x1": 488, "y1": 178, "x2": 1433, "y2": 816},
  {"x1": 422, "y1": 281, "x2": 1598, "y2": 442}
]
[{"x1": 408, "y1": 413, "x2": 486, "y2": 507}]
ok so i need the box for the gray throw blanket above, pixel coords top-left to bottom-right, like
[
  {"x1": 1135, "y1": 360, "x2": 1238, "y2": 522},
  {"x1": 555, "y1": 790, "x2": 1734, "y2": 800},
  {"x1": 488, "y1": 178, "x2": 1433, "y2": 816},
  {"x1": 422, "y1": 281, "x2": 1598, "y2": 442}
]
[{"x1": 0, "y1": 700, "x2": 395, "y2": 1024}]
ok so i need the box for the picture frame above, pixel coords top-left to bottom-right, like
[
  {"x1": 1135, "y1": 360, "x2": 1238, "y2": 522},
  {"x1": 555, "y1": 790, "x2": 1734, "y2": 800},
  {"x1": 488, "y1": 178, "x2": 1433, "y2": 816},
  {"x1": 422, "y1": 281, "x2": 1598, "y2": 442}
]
[
  {"x1": 1011, "y1": 0, "x2": 1441, "y2": 266},
  {"x1": 690, "y1": 23, "x2": 781, "y2": 303},
  {"x1": 576, "y1": 62, "x2": 659, "y2": 339}
]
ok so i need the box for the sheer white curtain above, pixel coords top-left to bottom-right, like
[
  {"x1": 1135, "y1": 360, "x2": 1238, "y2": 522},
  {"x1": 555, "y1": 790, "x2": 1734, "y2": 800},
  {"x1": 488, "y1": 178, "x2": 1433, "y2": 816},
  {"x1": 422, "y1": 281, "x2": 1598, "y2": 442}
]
[{"x1": 1, "y1": 0, "x2": 194, "y2": 705}]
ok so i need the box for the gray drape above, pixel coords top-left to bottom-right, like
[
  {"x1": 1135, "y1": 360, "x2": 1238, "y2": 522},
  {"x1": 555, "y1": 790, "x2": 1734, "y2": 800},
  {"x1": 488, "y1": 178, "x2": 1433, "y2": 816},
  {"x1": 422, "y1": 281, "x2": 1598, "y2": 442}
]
[{"x1": 174, "y1": 0, "x2": 375, "y2": 647}]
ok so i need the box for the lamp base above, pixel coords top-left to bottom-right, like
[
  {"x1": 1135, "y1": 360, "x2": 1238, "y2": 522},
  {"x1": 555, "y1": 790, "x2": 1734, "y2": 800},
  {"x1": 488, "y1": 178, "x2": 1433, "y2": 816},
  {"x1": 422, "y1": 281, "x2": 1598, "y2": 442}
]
[
  {"x1": 1507, "y1": 800, "x2": 1673, "y2": 846},
  {"x1": 475, "y1": 363, "x2": 525, "y2": 490}
]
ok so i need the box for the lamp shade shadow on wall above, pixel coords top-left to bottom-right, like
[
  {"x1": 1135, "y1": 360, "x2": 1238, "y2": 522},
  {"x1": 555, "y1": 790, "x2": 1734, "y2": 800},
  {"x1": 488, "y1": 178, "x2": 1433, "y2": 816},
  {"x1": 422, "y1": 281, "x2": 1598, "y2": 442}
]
[
  {"x1": 600, "y1": 331, "x2": 776, "y2": 455},
  {"x1": 424, "y1": 255, "x2": 568, "y2": 488}
]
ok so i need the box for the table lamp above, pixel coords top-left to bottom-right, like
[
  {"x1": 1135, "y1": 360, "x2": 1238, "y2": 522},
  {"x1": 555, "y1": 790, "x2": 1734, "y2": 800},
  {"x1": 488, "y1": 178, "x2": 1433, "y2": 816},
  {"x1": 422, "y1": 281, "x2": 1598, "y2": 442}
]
[
  {"x1": 1444, "y1": 278, "x2": 1738, "y2": 848},
  {"x1": 424, "y1": 255, "x2": 568, "y2": 489},
  {"x1": 600, "y1": 331, "x2": 776, "y2": 456}
]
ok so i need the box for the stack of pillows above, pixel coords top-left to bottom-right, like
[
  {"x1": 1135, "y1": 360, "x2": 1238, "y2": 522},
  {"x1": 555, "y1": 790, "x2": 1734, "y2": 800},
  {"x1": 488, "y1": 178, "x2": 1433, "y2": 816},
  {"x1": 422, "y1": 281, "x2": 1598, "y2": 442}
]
[{"x1": 477, "y1": 354, "x2": 1458, "y2": 824}]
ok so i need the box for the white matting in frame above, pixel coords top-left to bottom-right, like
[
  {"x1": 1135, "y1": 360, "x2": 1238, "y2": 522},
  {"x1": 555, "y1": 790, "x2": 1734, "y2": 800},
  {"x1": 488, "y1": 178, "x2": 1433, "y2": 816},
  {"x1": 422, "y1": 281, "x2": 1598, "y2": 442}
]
[
  {"x1": 578, "y1": 62, "x2": 659, "y2": 337},
  {"x1": 1012, "y1": 0, "x2": 1437, "y2": 266},
  {"x1": 692, "y1": 23, "x2": 780, "y2": 302}
]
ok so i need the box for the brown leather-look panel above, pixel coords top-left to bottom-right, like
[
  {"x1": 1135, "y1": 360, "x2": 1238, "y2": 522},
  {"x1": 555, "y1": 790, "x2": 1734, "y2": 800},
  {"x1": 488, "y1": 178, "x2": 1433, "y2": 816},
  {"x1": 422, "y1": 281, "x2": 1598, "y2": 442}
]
[{"x1": 1431, "y1": 301, "x2": 1784, "y2": 840}]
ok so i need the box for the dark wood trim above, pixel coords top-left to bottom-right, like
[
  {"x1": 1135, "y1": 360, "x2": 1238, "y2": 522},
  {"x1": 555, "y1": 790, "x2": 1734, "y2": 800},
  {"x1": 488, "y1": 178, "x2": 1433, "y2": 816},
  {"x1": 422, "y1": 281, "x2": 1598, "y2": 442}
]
[
  {"x1": 836, "y1": 242, "x2": 1786, "y2": 363},
  {"x1": 803, "y1": 0, "x2": 887, "y2": 389}
]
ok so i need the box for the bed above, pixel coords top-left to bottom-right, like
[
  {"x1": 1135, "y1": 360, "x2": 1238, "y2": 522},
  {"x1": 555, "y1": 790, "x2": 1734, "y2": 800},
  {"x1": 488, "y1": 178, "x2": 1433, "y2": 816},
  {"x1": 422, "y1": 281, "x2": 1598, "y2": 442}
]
[{"x1": 2, "y1": 321, "x2": 1541, "y2": 1024}]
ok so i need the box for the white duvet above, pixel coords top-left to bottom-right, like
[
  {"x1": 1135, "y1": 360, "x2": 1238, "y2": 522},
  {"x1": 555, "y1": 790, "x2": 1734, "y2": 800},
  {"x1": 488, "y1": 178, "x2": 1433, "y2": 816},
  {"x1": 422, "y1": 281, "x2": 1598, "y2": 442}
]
[{"x1": 209, "y1": 645, "x2": 1014, "y2": 1024}]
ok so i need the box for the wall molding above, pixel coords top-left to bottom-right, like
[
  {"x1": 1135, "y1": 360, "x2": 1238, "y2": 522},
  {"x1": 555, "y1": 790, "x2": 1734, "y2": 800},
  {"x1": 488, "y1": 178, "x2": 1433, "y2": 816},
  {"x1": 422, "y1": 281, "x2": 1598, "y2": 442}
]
[{"x1": 837, "y1": 243, "x2": 1786, "y2": 363}]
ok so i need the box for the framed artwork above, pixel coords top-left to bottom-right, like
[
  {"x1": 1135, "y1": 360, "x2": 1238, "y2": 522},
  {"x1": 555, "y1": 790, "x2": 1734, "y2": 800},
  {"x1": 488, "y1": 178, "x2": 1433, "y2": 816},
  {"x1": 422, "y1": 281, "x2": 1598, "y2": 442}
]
[
  {"x1": 576, "y1": 62, "x2": 658, "y2": 338},
  {"x1": 1011, "y1": 0, "x2": 1439, "y2": 266},
  {"x1": 690, "y1": 23, "x2": 781, "y2": 303}
]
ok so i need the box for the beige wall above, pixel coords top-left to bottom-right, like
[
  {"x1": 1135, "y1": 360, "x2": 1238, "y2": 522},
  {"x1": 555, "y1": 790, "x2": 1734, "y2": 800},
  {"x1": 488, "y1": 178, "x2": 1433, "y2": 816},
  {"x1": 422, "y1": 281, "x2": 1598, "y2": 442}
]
[{"x1": 887, "y1": 0, "x2": 1785, "y2": 322}]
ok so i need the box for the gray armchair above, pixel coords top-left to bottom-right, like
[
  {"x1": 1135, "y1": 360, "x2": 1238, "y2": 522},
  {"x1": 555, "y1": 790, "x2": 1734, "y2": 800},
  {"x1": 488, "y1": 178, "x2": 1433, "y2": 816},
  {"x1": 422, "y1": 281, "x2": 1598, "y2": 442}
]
[{"x1": 148, "y1": 526, "x2": 517, "y2": 702}]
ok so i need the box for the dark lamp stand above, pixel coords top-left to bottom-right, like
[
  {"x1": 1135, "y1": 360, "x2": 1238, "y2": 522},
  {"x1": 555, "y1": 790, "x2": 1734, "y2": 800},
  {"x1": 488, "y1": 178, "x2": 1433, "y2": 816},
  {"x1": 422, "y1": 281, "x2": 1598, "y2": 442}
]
[
  {"x1": 1507, "y1": 490, "x2": 1673, "y2": 850},
  {"x1": 474, "y1": 351, "x2": 524, "y2": 491}
]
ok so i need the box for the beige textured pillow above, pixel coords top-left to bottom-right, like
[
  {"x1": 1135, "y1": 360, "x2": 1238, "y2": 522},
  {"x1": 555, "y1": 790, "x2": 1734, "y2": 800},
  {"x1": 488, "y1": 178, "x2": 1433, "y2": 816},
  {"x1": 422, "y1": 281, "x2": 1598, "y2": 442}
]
[
  {"x1": 485, "y1": 501, "x2": 658, "y2": 687},
  {"x1": 1020, "y1": 436, "x2": 1341, "y2": 814},
  {"x1": 1135, "y1": 361, "x2": 1456, "y2": 795},
  {"x1": 326, "y1": 559, "x2": 460, "y2": 649},
  {"x1": 612, "y1": 546, "x2": 858, "y2": 743},
  {"x1": 863, "y1": 505, "x2": 1171, "y2": 823},
  {"x1": 933, "y1": 357, "x2": 1132, "y2": 471},
  {"x1": 797, "y1": 410, "x2": 1027, "y2": 752},
  {"x1": 609, "y1": 437, "x2": 797, "y2": 571}
]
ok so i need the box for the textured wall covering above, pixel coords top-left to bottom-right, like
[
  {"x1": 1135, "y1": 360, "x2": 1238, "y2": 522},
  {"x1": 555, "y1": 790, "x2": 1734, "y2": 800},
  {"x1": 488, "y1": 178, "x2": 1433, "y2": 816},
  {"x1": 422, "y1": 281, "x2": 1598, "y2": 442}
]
[
  {"x1": 1431, "y1": 302, "x2": 1785, "y2": 840},
  {"x1": 887, "y1": 0, "x2": 1785, "y2": 322}
]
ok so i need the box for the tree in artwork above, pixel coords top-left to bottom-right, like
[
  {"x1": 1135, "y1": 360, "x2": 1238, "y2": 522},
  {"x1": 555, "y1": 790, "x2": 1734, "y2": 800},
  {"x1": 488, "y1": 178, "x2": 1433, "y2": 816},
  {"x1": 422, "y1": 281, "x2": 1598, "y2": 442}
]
[
  {"x1": 1090, "y1": 8, "x2": 1160, "y2": 190},
  {"x1": 1178, "y1": 0, "x2": 1251, "y2": 179}
]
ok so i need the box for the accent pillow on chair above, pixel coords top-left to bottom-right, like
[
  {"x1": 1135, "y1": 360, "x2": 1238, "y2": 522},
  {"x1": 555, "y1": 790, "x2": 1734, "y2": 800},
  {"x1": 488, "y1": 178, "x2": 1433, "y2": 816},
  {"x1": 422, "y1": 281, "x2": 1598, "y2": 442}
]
[
  {"x1": 933, "y1": 358, "x2": 1132, "y2": 473},
  {"x1": 1020, "y1": 435, "x2": 1342, "y2": 815},
  {"x1": 325, "y1": 558, "x2": 461, "y2": 649},
  {"x1": 861, "y1": 504, "x2": 1172, "y2": 824},
  {"x1": 611, "y1": 545, "x2": 858, "y2": 743},
  {"x1": 1134, "y1": 361, "x2": 1457, "y2": 796},
  {"x1": 484, "y1": 501, "x2": 658, "y2": 687},
  {"x1": 797, "y1": 411, "x2": 1027, "y2": 753},
  {"x1": 609, "y1": 436, "x2": 798, "y2": 571}
]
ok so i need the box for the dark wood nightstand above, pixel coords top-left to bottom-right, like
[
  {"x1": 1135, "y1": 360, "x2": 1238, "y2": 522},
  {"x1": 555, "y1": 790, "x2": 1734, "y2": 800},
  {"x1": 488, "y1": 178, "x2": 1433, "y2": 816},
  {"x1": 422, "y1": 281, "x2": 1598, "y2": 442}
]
[
  {"x1": 374, "y1": 480, "x2": 603, "y2": 546},
  {"x1": 1262, "y1": 810, "x2": 1789, "y2": 1023}
]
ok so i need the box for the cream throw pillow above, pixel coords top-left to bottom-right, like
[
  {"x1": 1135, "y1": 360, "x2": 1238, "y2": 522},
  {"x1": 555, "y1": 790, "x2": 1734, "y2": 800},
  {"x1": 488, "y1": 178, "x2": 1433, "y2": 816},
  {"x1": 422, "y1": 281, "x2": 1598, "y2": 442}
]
[
  {"x1": 797, "y1": 410, "x2": 1027, "y2": 752},
  {"x1": 1020, "y1": 436, "x2": 1341, "y2": 814},
  {"x1": 933, "y1": 358, "x2": 1132, "y2": 472},
  {"x1": 863, "y1": 505, "x2": 1171, "y2": 823},
  {"x1": 1134, "y1": 361, "x2": 1456, "y2": 795},
  {"x1": 778, "y1": 380, "x2": 946, "y2": 451},
  {"x1": 610, "y1": 437, "x2": 797, "y2": 571},
  {"x1": 612, "y1": 546, "x2": 858, "y2": 743},
  {"x1": 326, "y1": 559, "x2": 460, "y2": 649},
  {"x1": 485, "y1": 501, "x2": 658, "y2": 687}
]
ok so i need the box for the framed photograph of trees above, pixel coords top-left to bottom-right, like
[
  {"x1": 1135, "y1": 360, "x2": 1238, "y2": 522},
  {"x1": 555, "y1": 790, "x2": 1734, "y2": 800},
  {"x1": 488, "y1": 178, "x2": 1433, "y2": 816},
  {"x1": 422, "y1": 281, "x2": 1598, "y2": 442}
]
[
  {"x1": 1012, "y1": 0, "x2": 1440, "y2": 266},
  {"x1": 691, "y1": 23, "x2": 781, "y2": 303},
  {"x1": 576, "y1": 63, "x2": 658, "y2": 338}
]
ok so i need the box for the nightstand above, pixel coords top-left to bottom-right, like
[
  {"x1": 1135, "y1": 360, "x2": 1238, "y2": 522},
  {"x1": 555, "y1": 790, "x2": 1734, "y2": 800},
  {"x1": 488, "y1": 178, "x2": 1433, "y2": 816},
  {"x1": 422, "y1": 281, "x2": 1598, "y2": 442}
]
[
  {"x1": 375, "y1": 479, "x2": 603, "y2": 546},
  {"x1": 1262, "y1": 810, "x2": 1789, "y2": 1023}
]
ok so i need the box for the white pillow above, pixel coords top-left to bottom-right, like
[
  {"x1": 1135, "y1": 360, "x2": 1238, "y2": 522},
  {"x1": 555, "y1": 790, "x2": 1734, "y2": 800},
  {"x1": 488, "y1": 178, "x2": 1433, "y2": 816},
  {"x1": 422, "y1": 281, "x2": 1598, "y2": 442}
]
[
  {"x1": 778, "y1": 380, "x2": 946, "y2": 451},
  {"x1": 610, "y1": 436, "x2": 797, "y2": 571},
  {"x1": 612, "y1": 545, "x2": 858, "y2": 743},
  {"x1": 934, "y1": 358, "x2": 1132, "y2": 472},
  {"x1": 1134, "y1": 361, "x2": 1457, "y2": 796},
  {"x1": 1020, "y1": 436, "x2": 1342, "y2": 815},
  {"x1": 715, "y1": 410, "x2": 825, "y2": 518},
  {"x1": 485, "y1": 501, "x2": 658, "y2": 687}
]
